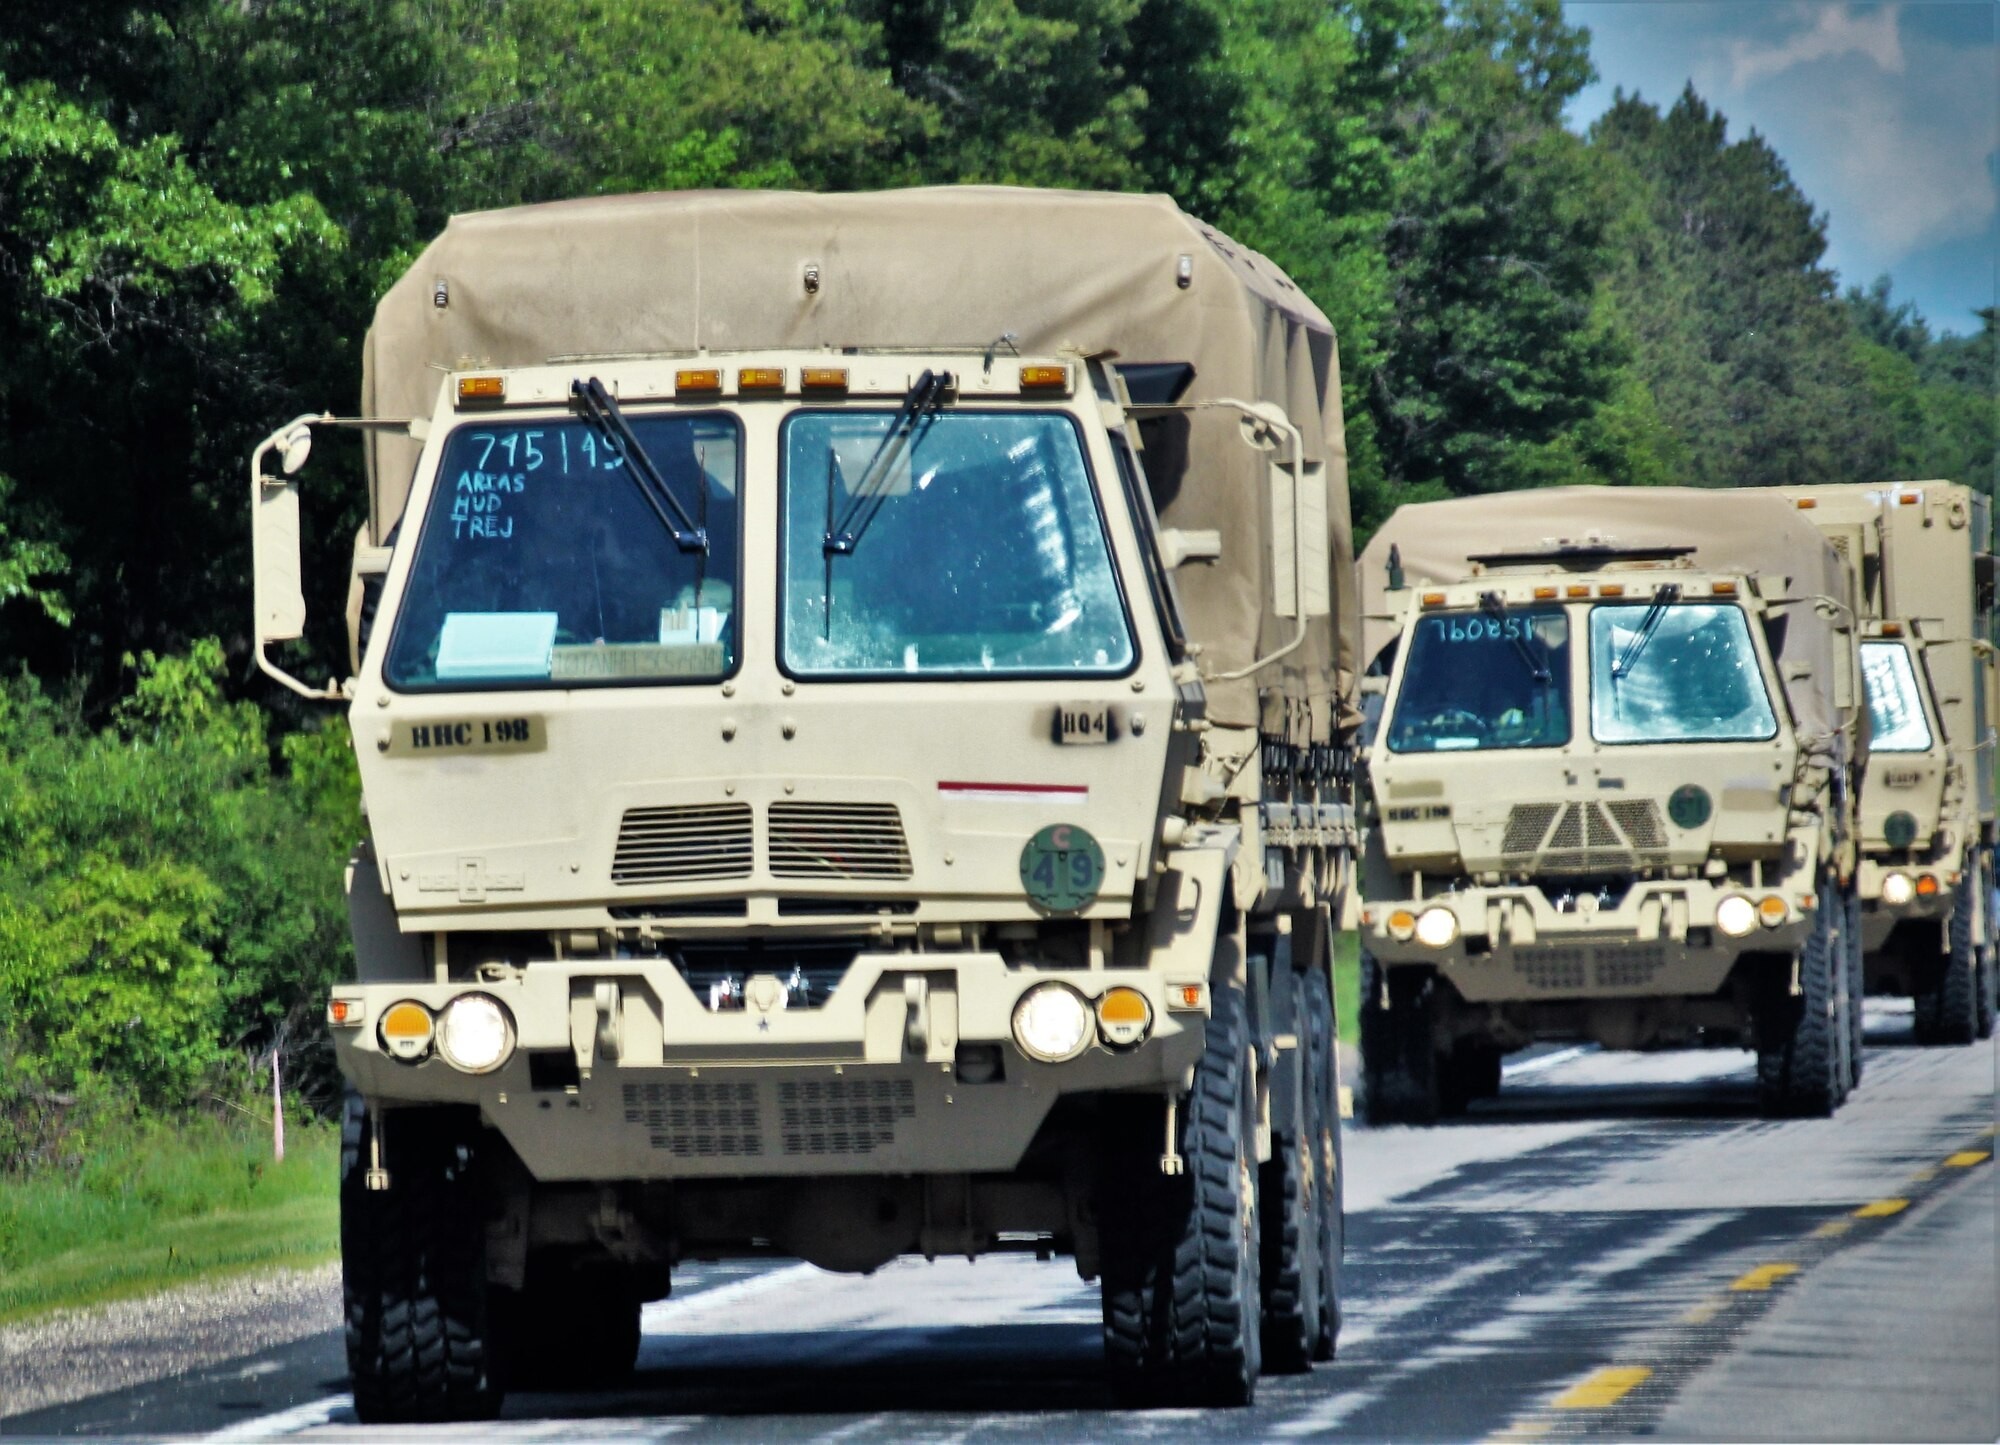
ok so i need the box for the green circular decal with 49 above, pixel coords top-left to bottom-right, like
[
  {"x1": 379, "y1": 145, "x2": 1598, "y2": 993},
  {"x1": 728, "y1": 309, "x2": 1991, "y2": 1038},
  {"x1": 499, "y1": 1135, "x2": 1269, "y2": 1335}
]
[{"x1": 1020, "y1": 824, "x2": 1107, "y2": 915}]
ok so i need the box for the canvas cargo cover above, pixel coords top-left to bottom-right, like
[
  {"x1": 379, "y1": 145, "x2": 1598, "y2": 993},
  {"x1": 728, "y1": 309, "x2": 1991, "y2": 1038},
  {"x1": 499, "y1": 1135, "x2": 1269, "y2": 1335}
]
[
  {"x1": 361, "y1": 186, "x2": 1355, "y2": 738},
  {"x1": 1358, "y1": 487, "x2": 1860, "y2": 753}
]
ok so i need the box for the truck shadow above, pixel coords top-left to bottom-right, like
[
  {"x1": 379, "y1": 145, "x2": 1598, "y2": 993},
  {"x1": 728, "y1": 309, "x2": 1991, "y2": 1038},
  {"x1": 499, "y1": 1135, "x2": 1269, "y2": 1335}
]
[{"x1": 509, "y1": 1322, "x2": 1115, "y2": 1420}]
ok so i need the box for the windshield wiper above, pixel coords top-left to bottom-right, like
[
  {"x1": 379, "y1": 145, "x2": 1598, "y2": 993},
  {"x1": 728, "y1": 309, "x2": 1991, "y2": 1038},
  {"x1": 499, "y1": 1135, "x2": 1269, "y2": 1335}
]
[
  {"x1": 571, "y1": 377, "x2": 709, "y2": 553},
  {"x1": 1480, "y1": 591, "x2": 1550, "y2": 683},
  {"x1": 823, "y1": 368, "x2": 951, "y2": 557},
  {"x1": 1611, "y1": 582, "x2": 1682, "y2": 679}
]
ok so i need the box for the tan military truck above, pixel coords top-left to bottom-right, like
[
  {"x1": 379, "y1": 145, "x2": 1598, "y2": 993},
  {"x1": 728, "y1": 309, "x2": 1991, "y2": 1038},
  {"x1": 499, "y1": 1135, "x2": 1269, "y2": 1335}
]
[
  {"x1": 248, "y1": 188, "x2": 1358, "y2": 1419},
  {"x1": 1353, "y1": 487, "x2": 1867, "y2": 1123},
  {"x1": 1776, "y1": 481, "x2": 1998, "y2": 1046}
]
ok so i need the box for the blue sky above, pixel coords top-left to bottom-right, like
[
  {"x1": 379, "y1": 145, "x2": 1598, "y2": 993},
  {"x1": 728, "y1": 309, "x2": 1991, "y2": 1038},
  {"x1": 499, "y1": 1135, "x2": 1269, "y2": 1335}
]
[{"x1": 1564, "y1": 2, "x2": 1998, "y2": 336}]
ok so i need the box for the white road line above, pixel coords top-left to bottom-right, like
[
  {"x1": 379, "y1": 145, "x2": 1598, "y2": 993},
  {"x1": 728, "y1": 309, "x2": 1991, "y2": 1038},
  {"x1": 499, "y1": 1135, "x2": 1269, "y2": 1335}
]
[
  {"x1": 201, "y1": 1392, "x2": 347, "y2": 1440},
  {"x1": 641, "y1": 1262, "x2": 822, "y2": 1329},
  {"x1": 1503, "y1": 1045, "x2": 1591, "y2": 1078}
]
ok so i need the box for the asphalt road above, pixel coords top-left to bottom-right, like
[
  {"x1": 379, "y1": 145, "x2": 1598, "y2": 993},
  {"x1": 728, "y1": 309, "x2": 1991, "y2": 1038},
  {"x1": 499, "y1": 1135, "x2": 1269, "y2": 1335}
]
[{"x1": 5, "y1": 999, "x2": 1994, "y2": 1444}]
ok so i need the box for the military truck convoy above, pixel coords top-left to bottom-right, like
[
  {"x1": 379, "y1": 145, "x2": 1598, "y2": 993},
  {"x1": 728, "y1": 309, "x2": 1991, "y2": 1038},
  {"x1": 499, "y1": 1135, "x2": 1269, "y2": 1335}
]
[
  {"x1": 250, "y1": 188, "x2": 1356, "y2": 1419},
  {"x1": 1352, "y1": 488, "x2": 1869, "y2": 1122},
  {"x1": 1776, "y1": 482, "x2": 2000, "y2": 1044}
]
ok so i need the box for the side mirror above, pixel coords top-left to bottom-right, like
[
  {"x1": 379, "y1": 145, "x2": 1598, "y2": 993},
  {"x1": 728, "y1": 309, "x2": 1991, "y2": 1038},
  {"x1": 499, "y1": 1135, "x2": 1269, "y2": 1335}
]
[
  {"x1": 280, "y1": 423, "x2": 313, "y2": 475},
  {"x1": 254, "y1": 476, "x2": 306, "y2": 644}
]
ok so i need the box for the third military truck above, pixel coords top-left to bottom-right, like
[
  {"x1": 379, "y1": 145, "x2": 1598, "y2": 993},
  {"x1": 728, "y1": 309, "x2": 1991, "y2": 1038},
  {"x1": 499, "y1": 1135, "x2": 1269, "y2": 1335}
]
[
  {"x1": 1354, "y1": 487, "x2": 1867, "y2": 1122},
  {"x1": 1778, "y1": 481, "x2": 1999, "y2": 1044},
  {"x1": 249, "y1": 187, "x2": 1357, "y2": 1418}
]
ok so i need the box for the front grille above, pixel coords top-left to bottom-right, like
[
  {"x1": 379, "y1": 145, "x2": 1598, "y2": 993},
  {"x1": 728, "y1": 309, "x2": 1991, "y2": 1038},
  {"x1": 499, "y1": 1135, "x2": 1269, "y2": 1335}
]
[
  {"x1": 623, "y1": 1081, "x2": 763, "y2": 1157},
  {"x1": 1503, "y1": 801, "x2": 1669, "y2": 874},
  {"x1": 612, "y1": 803, "x2": 754, "y2": 884},
  {"x1": 1515, "y1": 944, "x2": 1669, "y2": 991},
  {"x1": 778, "y1": 1077, "x2": 916, "y2": 1156},
  {"x1": 769, "y1": 803, "x2": 913, "y2": 880},
  {"x1": 1502, "y1": 803, "x2": 1562, "y2": 857},
  {"x1": 1519, "y1": 947, "x2": 1587, "y2": 990}
]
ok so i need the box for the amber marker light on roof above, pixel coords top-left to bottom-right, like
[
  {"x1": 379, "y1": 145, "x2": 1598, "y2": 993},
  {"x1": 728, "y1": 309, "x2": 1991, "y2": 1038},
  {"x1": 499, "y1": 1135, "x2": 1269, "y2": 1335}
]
[
  {"x1": 1880, "y1": 622, "x2": 1904, "y2": 637},
  {"x1": 1566, "y1": 584, "x2": 1591, "y2": 598},
  {"x1": 675, "y1": 368, "x2": 722, "y2": 392},
  {"x1": 1795, "y1": 497, "x2": 1817, "y2": 509},
  {"x1": 456, "y1": 374, "x2": 505, "y2": 405},
  {"x1": 1898, "y1": 492, "x2": 1921, "y2": 505},
  {"x1": 1712, "y1": 580, "x2": 1738, "y2": 596},
  {"x1": 1533, "y1": 586, "x2": 1558, "y2": 599},
  {"x1": 1599, "y1": 583, "x2": 1626, "y2": 597},
  {"x1": 1420, "y1": 591, "x2": 1447, "y2": 608},
  {"x1": 737, "y1": 367, "x2": 785, "y2": 392},
  {"x1": 801, "y1": 367, "x2": 849, "y2": 391},
  {"x1": 1020, "y1": 364, "x2": 1071, "y2": 391}
]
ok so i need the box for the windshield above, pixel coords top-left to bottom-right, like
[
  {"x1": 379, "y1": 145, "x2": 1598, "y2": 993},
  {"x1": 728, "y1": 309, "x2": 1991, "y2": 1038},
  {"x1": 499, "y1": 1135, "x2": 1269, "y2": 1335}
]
[
  {"x1": 1862, "y1": 641, "x2": 1933, "y2": 751},
  {"x1": 384, "y1": 416, "x2": 740, "y2": 690},
  {"x1": 1589, "y1": 603, "x2": 1777, "y2": 743},
  {"x1": 780, "y1": 410, "x2": 1133, "y2": 676},
  {"x1": 1386, "y1": 606, "x2": 1572, "y2": 753}
]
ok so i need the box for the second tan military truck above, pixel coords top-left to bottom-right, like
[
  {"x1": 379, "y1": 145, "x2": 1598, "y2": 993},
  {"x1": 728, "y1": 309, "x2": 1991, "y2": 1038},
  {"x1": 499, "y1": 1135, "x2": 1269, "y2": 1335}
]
[
  {"x1": 249, "y1": 187, "x2": 1358, "y2": 1418},
  {"x1": 1777, "y1": 481, "x2": 1999, "y2": 1046},
  {"x1": 1353, "y1": 488, "x2": 1866, "y2": 1122}
]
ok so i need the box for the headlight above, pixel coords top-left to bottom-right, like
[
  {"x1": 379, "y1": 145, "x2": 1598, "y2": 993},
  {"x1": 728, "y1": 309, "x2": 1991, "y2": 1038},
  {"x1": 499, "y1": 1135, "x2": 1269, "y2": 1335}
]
[
  {"x1": 1882, "y1": 871, "x2": 1915, "y2": 905},
  {"x1": 437, "y1": 993, "x2": 515, "y2": 1074},
  {"x1": 378, "y1": 1000, "x2": 434, "y2": 1062},
  {"x1": 1883, "y1": 810, "x2": 1918, "y2": 849},
  {"x1": 1012, "y1": 983, "x2": 1093, "y2": 1063},
  {"x1": 1716, "y1": 895, "x2": 1757, "y2": 938},
  {"x1": 1414, "y1": 907, "x2": 1459, "y2": 949},
  {"x1": 1095, "y1": 986, "x2": 1154, "y2": 1048}
]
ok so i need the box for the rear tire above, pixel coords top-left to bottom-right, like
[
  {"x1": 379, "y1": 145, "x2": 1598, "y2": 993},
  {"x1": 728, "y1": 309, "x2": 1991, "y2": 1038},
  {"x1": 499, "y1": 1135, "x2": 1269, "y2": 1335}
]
[
  {"x1": 1756, "y1": 880, "x2": 1843, "y2": 1118},
  {"x1": 1843, "y1": 886, "x2": 1866, "y2": 1085},
  {"x1": 1361, "y1": 958, "x2": 1441, "y2": 1126},
  {"x1": 342, "y1": 1106, "x2": 502, "y2": 1423},
  {"x1": 1100, "y1": 976, "x2": 1263, "y2": 1406},
  {"x1": 1302, "y1": 963, "x2": 1344, "y2": 1362}
]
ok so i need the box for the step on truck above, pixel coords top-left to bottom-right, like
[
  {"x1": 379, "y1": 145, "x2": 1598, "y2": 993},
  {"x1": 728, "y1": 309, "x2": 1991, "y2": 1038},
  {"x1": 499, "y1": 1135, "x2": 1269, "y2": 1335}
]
[
  {"x1": 1352, "y1": 487, "x2": 1868, "y2": 1122},
  {"x1": 1775, "y1": 481, "x2": 1999, "y2": 1045},
  {"x1": 248, "y1": 187, "x2": 1359, "y2": 1420}
]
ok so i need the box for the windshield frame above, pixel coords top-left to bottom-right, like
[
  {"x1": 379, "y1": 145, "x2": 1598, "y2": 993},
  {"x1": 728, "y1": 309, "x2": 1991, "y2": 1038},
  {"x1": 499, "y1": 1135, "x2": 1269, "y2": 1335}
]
[
  {"x1": 1586, "y1": 600, "x2": 1781, "y2": 746},
  {"x1": 773, "y1": 404, "x2": 1141, "y2": 684},
  {"x1": 379, "y1": 408, "x2": 747, "y2": 695},
  {"x1": 1383, "y1": 602, "x2": 1577, "y2": 755},
  {"x1": 1860, "y1": 639, "x2": 1936, "y2": 753}
]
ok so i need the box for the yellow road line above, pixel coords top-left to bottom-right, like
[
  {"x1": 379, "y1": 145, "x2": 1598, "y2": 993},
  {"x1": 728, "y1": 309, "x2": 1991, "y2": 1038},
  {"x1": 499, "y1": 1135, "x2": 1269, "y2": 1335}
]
[
  {"x1": 1907, "y1": 1166, "x2": 1939, "y2": 1184},
  {"x1": 1811, "y1": 1218, "x2": 1853, "y2": 1239},
  {"x1": 1944, "y1": 1150, "x2": 1991, "y2": 1168},
  {"x1": 1730, "y1": 1262, "x2": 1801, "y2": 1291},
  {"x1": 1552, "y1": 1365, "x2": 1653, "y2": 1409},
  {"x1": 1486, "y1": 1423, "x2": 1552, "y2": 1440},
  {"x1": 1853, "y1": 1198, "x2": 1909, "y2": 1218},
  {"x1": 1680, "y1": 1298, "x2": 1724, "y2": 1325}
]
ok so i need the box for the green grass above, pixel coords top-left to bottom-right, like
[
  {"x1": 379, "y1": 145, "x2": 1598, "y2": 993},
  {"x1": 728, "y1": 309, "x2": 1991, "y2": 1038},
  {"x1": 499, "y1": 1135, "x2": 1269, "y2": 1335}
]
[
  {"x1": 1335, "y1": 929, "x2": 1362, "y2": 1047},
  {"x1": 0, "y1": 1113, "x2": 338, "y2": 1325}
]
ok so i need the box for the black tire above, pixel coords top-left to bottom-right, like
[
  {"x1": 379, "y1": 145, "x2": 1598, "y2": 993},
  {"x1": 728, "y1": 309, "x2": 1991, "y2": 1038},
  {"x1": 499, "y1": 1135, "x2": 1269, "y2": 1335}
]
[
  {"x1": 1914, "y1": 888, "x2": 1979, "y2": 1045},
  {"x1": 1439, "y1": 1040, "x2": 1502, "y2": 1114},
  {"x1": 1360, "y1": 957, "x2": 1441, "y2": 1126},
  {"x1": 1301, "y1": 963, "x2": 1343, "y2": 1362},
  {"x1": 1843, "y1": 886, "x2": 1866, "y2": 1086},
  {"x1": 1757, "y1": 880, "x2": 1843, "y2": 1118},
  {"x1": 1260, "y1": 971, "x2": 1321, "y2": 1375},
  {"x1": 493, "y1": 1261, "x2": 642, "y2": 1392},
  {"x1": 1100, "y1": 977, "x2": 1262, "y2": 1406},
  {"x1": 342, "y1": 1106, "x2": 502, "y2": 1423}
]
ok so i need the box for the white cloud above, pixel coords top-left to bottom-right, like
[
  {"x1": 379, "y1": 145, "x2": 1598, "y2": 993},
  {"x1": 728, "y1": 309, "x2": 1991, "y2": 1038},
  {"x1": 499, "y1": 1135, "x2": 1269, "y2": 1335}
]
[{"x1": 1726, "y1": 3, "x2": 1906, "y2": 89}]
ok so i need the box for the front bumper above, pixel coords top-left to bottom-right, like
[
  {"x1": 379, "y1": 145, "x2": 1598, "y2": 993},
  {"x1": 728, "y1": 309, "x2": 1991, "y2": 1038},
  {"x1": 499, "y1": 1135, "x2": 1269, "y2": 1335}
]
[
  {"x1": 1363, "y1": 880, "x2": 1813, "y2": 1002},
  {"x1": 1855, "y1": 856, "x2": 1956, "y2": 952},
  {"x1": 331, "y1": 954, "x2": 1207, "y2": 1181}
]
